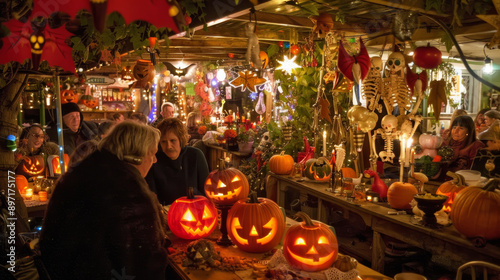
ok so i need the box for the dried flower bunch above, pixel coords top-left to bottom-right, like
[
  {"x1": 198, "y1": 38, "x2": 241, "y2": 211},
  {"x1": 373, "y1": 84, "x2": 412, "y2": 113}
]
[
  {"x1": 198, "y1": 126, "x2": 207, "y2": 135},
  {"x1": 224, "y1": 129, "x2": 237, "y2": 139}
]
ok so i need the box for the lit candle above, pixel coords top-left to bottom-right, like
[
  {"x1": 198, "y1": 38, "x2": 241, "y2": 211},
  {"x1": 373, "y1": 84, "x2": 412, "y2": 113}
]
[
  {"x1": 373, "y1": 197, "x2": 379, "y2": 202},
  {"x1": 411, "y1": 148, "x2": 415, "y2": 165},
  {"x1": 39, "y1": 191, "x2": 47, "y2": 202},
  {"x1": 323, "y1": 130, "x2": 327, "y2": 157},
  {"x1": 400, "y1": 135, "x2": 406, "y2": 182},
  {"x1": 25, "y1": 188, "x2": 33, "y2": 200},
  {"x1": 405, "y1": 138, "x2": 413, "y2": 167},
  {"x1": 367, "y1": 195, "x2": 372, "y2": 201}
]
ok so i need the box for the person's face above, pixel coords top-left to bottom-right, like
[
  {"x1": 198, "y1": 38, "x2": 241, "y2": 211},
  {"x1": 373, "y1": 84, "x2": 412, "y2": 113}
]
[
  {"x1": 485, "y1": 115, "x2": 494, "y2": 126},
  {"x1": 116, "y1": 114, "x2": 124, "y2": 123},
  {"x1": 160, "y1": 130, "x2": 181, "y2": 160},
  {"x1": 451, "y1": 125, "x2": 469, "y2": 142},
  {"x1": 28, "y1": 127, "x2": 44, "y2": 150},
  {"x1": 476, "y1": 114, "x2": 485, "y2": 125},
  {"x1": 135, "y1": 145, "x2": 158, "y2": 177},
  {"x1": 161, "y1": 105, "x2": 175, "y2": 118},
  {"x1": 63, "y1": 112, "x2": 81, "y2": 132}
]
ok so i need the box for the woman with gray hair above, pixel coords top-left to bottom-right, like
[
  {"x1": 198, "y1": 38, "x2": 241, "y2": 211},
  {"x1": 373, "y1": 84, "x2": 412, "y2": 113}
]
[{"x1": 40, "y1": 121, "x2": 168, "y2": 280}]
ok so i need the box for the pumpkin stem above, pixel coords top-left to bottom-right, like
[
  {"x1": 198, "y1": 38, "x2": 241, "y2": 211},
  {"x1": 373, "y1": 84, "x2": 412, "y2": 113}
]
[
  {"x1": 280, "y1": 151, "x2": 285, "y2": 156},
  {"x1": 218, "y1": 158, "x2": 226, "y2": 171},
  {"x1": 483, "y1": 178, "x2": 500, "y2": 192},
  {"x1": 294, "y1": 211, "x2": 315, "y2": 226},
  {"x1": 249, "y1": 191, "x2": 259, "y2": 203},
  {"x1": 187, "y1": 187, "x2": 195, "y2": 199}
]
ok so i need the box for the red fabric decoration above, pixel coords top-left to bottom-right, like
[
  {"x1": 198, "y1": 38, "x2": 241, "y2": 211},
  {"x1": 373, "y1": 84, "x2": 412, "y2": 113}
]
[
  {"x1": 337, "y1": 39, "x2": 370, "y2": 83},
  {"x1": 405, "y1": 66, "x2": 428, "y2": 97}
]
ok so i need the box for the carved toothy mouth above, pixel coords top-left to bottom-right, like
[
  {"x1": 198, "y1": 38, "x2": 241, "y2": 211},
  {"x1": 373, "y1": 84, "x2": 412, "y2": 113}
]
[
  {"x1": 207, "y1": 186, "x2": 242, "y2": 201},
  {"x1": 286, "y1": 247, "x2": 335, "y2": 266},
  {"x1": 180, "y1": 219, "x2": 217, "y2": 237}
]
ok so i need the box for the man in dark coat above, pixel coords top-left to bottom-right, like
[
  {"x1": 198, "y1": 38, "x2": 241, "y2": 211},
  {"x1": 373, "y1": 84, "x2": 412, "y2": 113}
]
[
  {"x1": 40, "y1": 121, "x2": 168, "y2": 280},
  {"x1": 46, "y1": 102, "x2": 99, "y2": 155}
]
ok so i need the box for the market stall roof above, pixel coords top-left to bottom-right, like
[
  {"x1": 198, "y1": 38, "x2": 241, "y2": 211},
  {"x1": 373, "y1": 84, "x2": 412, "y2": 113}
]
[{"x1": 88, "y1": 0, "x2": 500, "y2": 75}]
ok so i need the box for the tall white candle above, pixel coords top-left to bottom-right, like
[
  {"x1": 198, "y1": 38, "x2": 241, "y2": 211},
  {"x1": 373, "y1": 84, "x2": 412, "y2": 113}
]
[
  {"x1": 400, "y1": 135, "x2": 406, "y2": 182},
  {"x1": 323, "y1": 130, "x2": 327, "y2": 157},
  {"x1": 405, "y1": 138, "x2": 413, "y2": 167}
]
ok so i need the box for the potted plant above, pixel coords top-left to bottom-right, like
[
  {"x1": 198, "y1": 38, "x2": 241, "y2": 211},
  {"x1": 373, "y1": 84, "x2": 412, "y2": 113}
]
[
  {"x1": 237, "y1": 129, "x2": 255, "y2": 154},
  {"x1": 224, "y1": 129, "x2": 238, "y2": 151}
]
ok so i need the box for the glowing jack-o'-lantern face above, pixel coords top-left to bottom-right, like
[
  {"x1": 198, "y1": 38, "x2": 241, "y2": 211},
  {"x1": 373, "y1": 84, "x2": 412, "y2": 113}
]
[
  {"x1": 51, "y1": 154, "x2": 69, "y2": 175},
  {"x1": 61, "y1": 89, "x2": 77, "y2": 104},
  {"x1": 204, "y1": 163, "x2": 249, "y2": 205},
  {"x1": 16, "y1": 155, "x2": 45, "y2": 178},
  {"x1": 167, "y1": 190, "x2": 218, "y2": 240},
  {"x1": 227, "y1": 196, "x2": 285, "y2": 253},
  {"x1": 133, "y1": 59, "x2": 155, "y2": 88},
  {"x1": 283, "y1": 212, "x2": 338, "y2": 272},
  {"x1": 304, "y1": 157, "x2": 332, "y2": 181}
]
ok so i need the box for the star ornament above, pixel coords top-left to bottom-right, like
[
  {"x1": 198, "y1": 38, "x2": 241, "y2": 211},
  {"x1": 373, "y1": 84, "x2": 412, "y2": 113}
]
[
  {"x1": 229, "y1": 70, "x2": 267, "y2": 93},
  {"x1": 276, "y1": 55, "x2": 300, "y2": 75},
  {"x1": 477, "y1": 0, "x2": 500, "y2": 48}
]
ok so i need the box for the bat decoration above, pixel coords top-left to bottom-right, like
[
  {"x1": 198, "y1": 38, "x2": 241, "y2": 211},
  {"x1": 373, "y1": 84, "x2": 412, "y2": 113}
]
[
  {"x1": 229, "y1": 70, "x2": 266, "y2": 93},
  {"x1": 0, "y1": 17, "x2": 75, "y2": 73},
  {"x1": 40, "y1": 0, "x2": 183, "y2": 32},
  {"x1": 163, "y1": 62, "x2": 196, "y2": 77},
  {"x1": 405, "y1": 65, "x2": 427, "y2": 97},
  {"x1": 338, "y1": 39, "x2": 371, "y2": 84},
  {"x1": 319, "y1": 97, "x2": 332, "y2": 124}
]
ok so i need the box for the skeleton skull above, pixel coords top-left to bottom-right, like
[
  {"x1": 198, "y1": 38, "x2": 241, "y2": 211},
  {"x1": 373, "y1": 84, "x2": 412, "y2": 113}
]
[
  {"x1": 381, "y1": 115, "x2": 398, "y2": 133},
  {"x1": 385, "y1": 52, "x2": 405, "y2": 77},
  {"x1": 370, "y1": 57, "x2": 383, "y2": 77},
  {"x1": 257, "y1": 132, "x2": 272, "y2": 151}
]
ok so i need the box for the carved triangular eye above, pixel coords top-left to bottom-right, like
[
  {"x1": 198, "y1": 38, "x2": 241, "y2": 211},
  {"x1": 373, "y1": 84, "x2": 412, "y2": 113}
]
[
  {"x1": 318, "y1": 236, "x2": 329, "y2": 245},
  {"x1": 205, "y1": 178, "x2": 212, "y2": 185},
  {"x1": 181, "y1": 209, "x2": 195, "y2": 222},
  {"x1": 250, "y1": 226, "x2": 259, "y2": 236},
  {"x1": 295, "y1": 238, "x2": 306, "y2": 245},
  {"x1": 202, "y1": 205, "x2": 213, "y2": 219},
  {"x1": 231, "y1": 176, "x2": 241, "y2": 182}
]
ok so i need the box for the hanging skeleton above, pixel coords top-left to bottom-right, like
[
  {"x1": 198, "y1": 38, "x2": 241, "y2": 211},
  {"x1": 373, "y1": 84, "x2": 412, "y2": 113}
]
[
  {"x1": 245, "y1": 22, "x2": 262, "y2": 69},
  {"x1": 382, "y1": 52, "x2": 411, "y2": 115},
  {"x1": 362, "y1": 56, "x2": 384, "y2": 112},
  {"x1": 375, "y1": 115, "x2": 400, "y2": 162}
]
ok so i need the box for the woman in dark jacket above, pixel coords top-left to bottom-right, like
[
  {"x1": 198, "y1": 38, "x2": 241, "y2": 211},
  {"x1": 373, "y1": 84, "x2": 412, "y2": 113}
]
[{"x1": 40, "y1": 121, "x2": 167, "y2": 280}]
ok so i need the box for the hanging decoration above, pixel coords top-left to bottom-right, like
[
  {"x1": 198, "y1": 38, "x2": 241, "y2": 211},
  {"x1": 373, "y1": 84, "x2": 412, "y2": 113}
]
[
  {"x1": 406, "y1": 66, "x2": 427, "y2": 115},
  {"x1": 427, "y1": 79, "x2": 447, "y2": 121},
  {"x1": 260, "y1": 51, "x2": 269, "y2": 69},
  {"x1": 0, "y1": 16, "x2": 75, "y2": 73},
  {"x1": 310, "y1": 13, "x2": 334, "y2": 38},
  {"x1": 392, "y1": 11, "x2": 418, "y2": 42},
  {"x1": 382, "y1": 51, "x2": 411, "y2": 115},
  {"x1": 229, "y1": 70, "x2": 266, "y2": 93},
  {"x1": 337, "y1": 39, "x2": 371, "y2": 84},
  {"x1": 476, "y1": 0, "x2": 500, "y2": 48},
  {"x1": 133, "y1": 59, "x2": 155, "y2": 88},
  {"x1": 60, "y1": 89, "x2": 77, "y2": 104},
  {"x1": 245, "y1": 22, "x2": 262, "y2": 69},
  {"x1": 255, "y1": 92, "x2": 266, "y2": 115},
  {"x1": 163, "y1": 62, "x2": 196, "y2": 78},
  {"x1": 362, "y1": 56, "x2": 383, "y2": 112},
  {"x1": 413, "y1": 44, "x2": 443, "y2": 69},
  {"x1": 276, "y1": 56, "x2": 300, "y2": 75}
]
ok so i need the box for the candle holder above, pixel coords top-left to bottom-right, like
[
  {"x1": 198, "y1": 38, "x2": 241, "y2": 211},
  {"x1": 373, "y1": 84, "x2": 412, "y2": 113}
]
[
  {"x1": 214, "y1": 204, "x2": 233, "y2": 246},
  {"x1": 365, "y1": 190, "x2": 379, "y2": 202},
  {"x1": 413, "y1": 194, "x2": 448, "y2": 228}
]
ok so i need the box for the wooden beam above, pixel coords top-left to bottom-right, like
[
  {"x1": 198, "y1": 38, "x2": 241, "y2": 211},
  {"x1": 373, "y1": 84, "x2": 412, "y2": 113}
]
[{"x1": 361, "y1": 0, "x2": 449, "y2": 17}]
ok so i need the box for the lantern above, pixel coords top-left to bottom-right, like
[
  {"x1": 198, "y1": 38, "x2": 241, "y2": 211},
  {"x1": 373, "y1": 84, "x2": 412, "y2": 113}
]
[
  {"x1": 204, "y1": 160, "x2": 250, "y2": 206},
  {"x1": 283, "y1": 212, "x2": 338, "y2": 272},
  {"x1": 269, "y1": 151, "x2": 294, "y2": 175},
  {"x1": 451, "y1": 178, "x2": 500, "y2": 244},
  {"x1": 133, "y1": 59, "x2": 155, "y2": 88},
  {"x1": 167, "y1": 188, "x2": 218, "y2": 240},
  {"x1": 16, "y1": 155, "x2": 45, "y2": 178},
  {"x1": 435, "y1": 171, "x2": 467, "y2": 212},
  {"x1": 387, "y1": 182, "x2": 417, "y2": 210},
  {"x1": 15, "y1": 175, "x2": 29, "y2": 195},
  {"x1": 60, "y1": 89, "x2": 77, "y2": 104},
  {"x1": 50, "y1": 154, "x2": 70, "y2": 176},
  {"x1": 304, "y1": 157, "x2": 332, "y2": 181},
  {"x1": 227, "y1": 194, "x2": 285, "y2": 253}
]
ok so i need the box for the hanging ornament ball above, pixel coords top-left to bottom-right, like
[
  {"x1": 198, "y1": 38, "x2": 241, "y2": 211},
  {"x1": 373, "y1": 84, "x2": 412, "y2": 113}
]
[
  {"x1": 413, "y1": 43, "x2": 442, "y2": 69},
  {"x1": 290, "y1": 45, "x2": 300, "y2": 55},
  {"x1": 169, "y1": 6, "x2": 179, "y2": 17},
  {"x1": 184, "y1": 13, "x2": 192, "y2": 25},
  {"x1": 279, "y1": 41, "x2": 284, "y2": 48},
  {"x1": 283, "y1": 42, "x2": 290, "y2": 49},
  {"x1": 228, "y1": 53, "x2": 235, "y2": 59}
]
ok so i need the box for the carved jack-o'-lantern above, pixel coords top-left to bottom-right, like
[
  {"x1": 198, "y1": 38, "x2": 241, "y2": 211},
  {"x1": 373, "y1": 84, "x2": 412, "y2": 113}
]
[
  {"x1": 133, "y1": 59, "x2": 155, "y2": 88},
  {"x1": 51, "y1": 154, "x2": 69, "y2": 175},
  {"x1": 283, "y1": 212, "x2": 338, "y2": 272},
  {"x1": 310, "y1": 13, "x2": 334, "y2": 38},
  {"x1": 15, "y1": 175, "x2": 29, "y2": 195},
  {"x1": 260, "y1": 51, "x2": 269, "y2": 69},
  {"x1": 29, "y1": 17, "x2": 47, "y2": 70},
  {"x1": 17, "y1": 155, "x2": 45, "y2": 178},
  {"x1": 167, "y1": 188, "x2": 218, "y2": 240},
  {"x1": 436, "y1": 171, "x2": 467, "y2": 213},
  {"x1": 204, "y1": 159, "x2": 249, "y2": 206},
  {"x1": 304, "y1": 157, "x2": 332, "y2": 181},
  {"x1": 61, "y1": 89, "x2": 77, "y2": 104},
  {"x1": 227, "y1": 194, "x2": 285, "y2": 253},
  {"x1": 80, "y1": 95, "x2": 98, "y2": 108}
]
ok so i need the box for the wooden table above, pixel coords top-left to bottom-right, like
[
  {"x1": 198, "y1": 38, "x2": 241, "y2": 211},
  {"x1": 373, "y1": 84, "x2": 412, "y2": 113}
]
[
  {"x1": 272, "y1": 175, "x2": 500, "y2": 274},
  {"x1": 23, "y1": 196, "x2": 48, "y2": 218},
  {"x1": 205, "y1": 144, "x2": 251, "y2": 171},
  {"x1": 167, "y1": 219, "x2": 391, "y2": 280}
]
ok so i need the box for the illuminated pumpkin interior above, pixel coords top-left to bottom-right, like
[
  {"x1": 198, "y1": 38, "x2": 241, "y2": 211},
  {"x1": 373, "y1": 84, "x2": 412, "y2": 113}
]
[
  {"x1": 287, "y1": 235, "x2": 336, "y2": 265},
  {"x1": 179, "y1": 205, "x2": 217, "y2": 237},
  {"x1": 22, "y1": 156, "x2": 45, "y2": 175},
  {"x1": 52, "y1": 154, "x2": 69, "y2": 175},
  {"x1": 230, "y1": 217, "x2": 278, "y2": 245}
]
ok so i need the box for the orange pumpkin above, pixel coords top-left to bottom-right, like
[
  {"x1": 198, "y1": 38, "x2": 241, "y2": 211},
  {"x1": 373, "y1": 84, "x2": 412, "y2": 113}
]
[
  {"x1": 283, "y1": 212, "x2": 338, "y2": 272},
  {"x1": 451, "y1": 179, "x2": 500, "y2": 243},
  {"x1": 436, "y1": 171, "x2": 467, "y2": 213},
  {"x1": 341, "y1": 167, "x2": 356, "y2": 178},
  {"x1": 227, "y1": 194, "x2": 285, "y2": 253},
  {"x1": 80, "y1": 95, "x2": 98, "y2": 108},
  {"x1": 269, "y1": 151, "x2": 294, "y2": 175},
  {"x1": 51, "y1": 154, "x2": 70, "y2": 175},
  {"x1": 133, "y1": 59, "x2": 155, "y2": 88},
  {"x1": 15, "y1": 175, "x2": 29, "y2": 195},
  {"x1": 167, "y1": 188, "x2": 218, "y2": 240},
  {"x1": 387, "y1": 182, "x2": 417, "y2": 210},
  {"x1": 61, "y1": 89, "x2": 77, "y2": 104},
  {"x1": 16, "y1": 155, "x2": 45, "y2": 178},
  {"x1": 204, "y1": 160, "x2": 249, "y2": 206}
]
